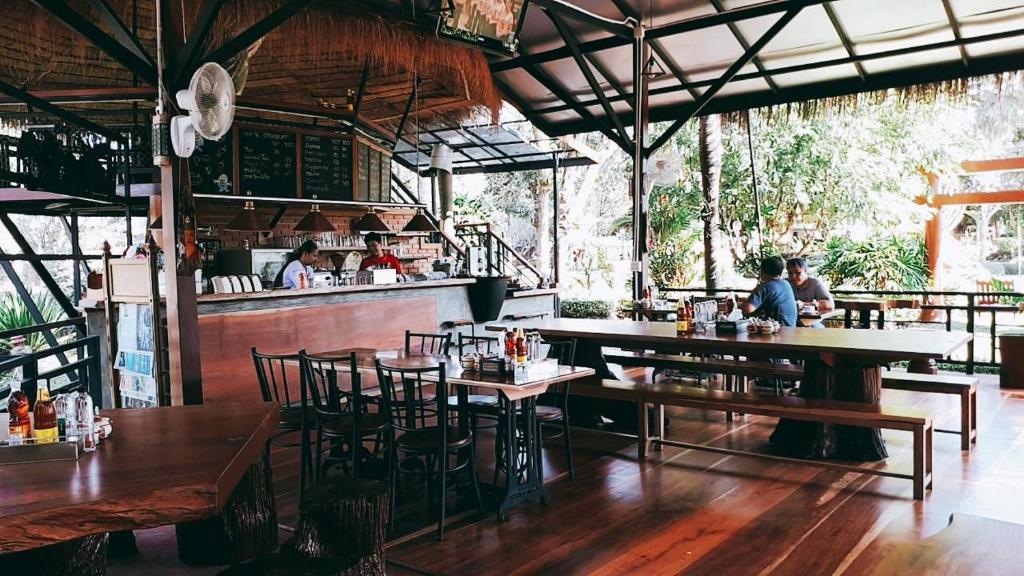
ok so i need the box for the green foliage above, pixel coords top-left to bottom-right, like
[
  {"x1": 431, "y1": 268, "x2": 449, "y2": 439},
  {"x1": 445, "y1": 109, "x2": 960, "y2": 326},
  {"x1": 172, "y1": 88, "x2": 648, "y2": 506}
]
[
  {"x1": 568, "y1": 245, "x2": 615, "y2": 293},
  {"x1": 560, "y1": 298, "x2": 612, "y2": 319},
  {"x1": 0, "y1": 291, "x2": 68, "y2": 353},
  {"x1": 990, "y1": 278, "x2": 1023, "y2": 304},
  {"x1": 818, "y1": 235, "x2": 929, "y2": 291}
]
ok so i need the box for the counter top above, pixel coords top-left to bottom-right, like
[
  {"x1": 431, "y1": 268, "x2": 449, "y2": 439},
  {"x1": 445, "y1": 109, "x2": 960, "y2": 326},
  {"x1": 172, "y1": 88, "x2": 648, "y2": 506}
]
[{"x1": 196, "y1": 277, "x2": 476, "y2": 304}]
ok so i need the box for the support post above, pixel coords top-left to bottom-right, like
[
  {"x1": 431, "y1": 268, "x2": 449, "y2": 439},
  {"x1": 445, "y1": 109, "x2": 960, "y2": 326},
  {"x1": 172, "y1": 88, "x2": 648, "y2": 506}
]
[
  {"x1": 71, "y1": 214, "x2": 82, "y2": 306},
  {"x1": 160, "y1": 0, "x2": 204, "y2": 406},
  {"x1": 631, "y1": 25, "x2": 649, "y2": 301},
  {"x1": 552, "y1": 151, "x2": 560, "y2": 287}
]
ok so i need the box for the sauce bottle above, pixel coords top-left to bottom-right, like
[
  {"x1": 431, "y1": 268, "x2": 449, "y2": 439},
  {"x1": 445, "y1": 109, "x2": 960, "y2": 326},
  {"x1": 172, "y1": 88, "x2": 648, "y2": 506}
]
[
  {"x1": 676, "y1": 298, "x2": 689, "y2": 335},
  {"x1": 6, "y1": 378, "x2": 30, "y2": 445},
  {"x1": 33, "y1": 380, "x2": 59, "y2": 444},
  {"x1": 515, "y1": 328, "x2": 528, "y2": 364}
]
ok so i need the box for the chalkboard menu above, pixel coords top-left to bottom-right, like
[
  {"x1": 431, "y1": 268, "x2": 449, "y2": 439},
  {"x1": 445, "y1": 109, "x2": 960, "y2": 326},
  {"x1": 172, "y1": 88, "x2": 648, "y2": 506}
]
[
  {"x1": 368, "y1": 147, "x2": 381, "y2": 202},
  {"x1": 381, "y1": 155, "x2": 392, "y2": 202},
  {"x1": 356, "y1": 142, "x2": 370, "y2": 202},
  {"x1": 301, "y1": 134, "x2": 353, "y2": 201},
  {"x1": 239, "y1": 129, "x2": 296, "y2": 198},
  {"x1": 188, "y1": 133, "x2": 233, "y2": 194}
]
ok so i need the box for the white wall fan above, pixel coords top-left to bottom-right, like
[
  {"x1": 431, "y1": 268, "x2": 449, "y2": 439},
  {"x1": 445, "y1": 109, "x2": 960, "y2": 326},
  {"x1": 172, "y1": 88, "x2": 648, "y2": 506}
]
[{"x1": 170, "y1": 62, "x2": 236, "y2": 157}]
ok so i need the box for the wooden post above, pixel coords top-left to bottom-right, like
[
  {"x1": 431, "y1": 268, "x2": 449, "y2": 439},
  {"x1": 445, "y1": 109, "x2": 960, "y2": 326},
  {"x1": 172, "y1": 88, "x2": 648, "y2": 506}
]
[{"x1": 159, "y1": 0, "x2": 204, "y2": 405}]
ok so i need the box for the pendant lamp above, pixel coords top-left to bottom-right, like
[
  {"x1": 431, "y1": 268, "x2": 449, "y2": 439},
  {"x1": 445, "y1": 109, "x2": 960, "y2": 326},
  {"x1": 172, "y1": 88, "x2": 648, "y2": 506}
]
[
  {"x1": 148, "y1": 216, "x2": 163, "y2": 230},
  {"x1": 294, "y1": 198, "x2": 336, "y2": 232},
  {"x1": 401, "y1": 208, "x2": 438, "y2": 233},
  {"x1": 351, "y1": 209, "x2": 391, "y2": 233},
  {"x1": 225, "y1": 195, "x2": 270, "y2": 231}
]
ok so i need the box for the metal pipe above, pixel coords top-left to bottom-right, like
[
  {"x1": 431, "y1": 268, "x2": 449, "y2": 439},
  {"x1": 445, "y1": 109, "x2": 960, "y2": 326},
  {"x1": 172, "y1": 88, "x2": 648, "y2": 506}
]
[
  {"x1": 552, "y1": 151, "x2": 560, "y2": 287},
  {"x1": 630, "y1": 24, "x2": 648, "y2": 301}
]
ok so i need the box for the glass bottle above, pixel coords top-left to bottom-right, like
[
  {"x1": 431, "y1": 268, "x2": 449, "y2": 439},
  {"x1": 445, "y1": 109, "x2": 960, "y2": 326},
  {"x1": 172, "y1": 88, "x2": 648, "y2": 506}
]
[
  {"x1": 54, "y1": 393, "x2": 68, "y2": 438},
  {"x1": 33, "y1": 381, "x2": 59, "y2": 444},
  {"x1": 676, "y1": 298, "x2": 689, "y2": 335},
  {"x1": 75, "y1": 391, "x2": 97, "y2": 452},
  {"x1": 6, "y1": 378, "x2": 30, "y2": 445}
]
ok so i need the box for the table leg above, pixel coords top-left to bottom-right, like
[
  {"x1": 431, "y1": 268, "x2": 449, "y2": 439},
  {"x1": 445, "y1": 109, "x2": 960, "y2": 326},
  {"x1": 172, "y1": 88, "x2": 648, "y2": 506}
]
[
  {"x1": 0, "y1": 533, "x2": 109, "y2": 576},
  {"x1": 770, "y1": 356, "x2": 888, "y2": 461},
  {"x1": 496, "y1": 394, "x2": 547, "y2": 521},
  {"x1": 858, "y1": 309, "x2": 871, "y2": 330},
  {"x1": 176, "y1": 446, "x2": 278, "y2": 565}
]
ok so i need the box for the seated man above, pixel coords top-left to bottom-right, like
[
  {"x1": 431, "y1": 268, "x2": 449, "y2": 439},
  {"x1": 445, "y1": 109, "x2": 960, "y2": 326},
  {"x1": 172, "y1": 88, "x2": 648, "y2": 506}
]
[
  {"x1": 786, "y1": 257, "x2": 835, "y2": 315},
  {"x1": 741, "y1": 255, "x2": 798, "y2": 327}
]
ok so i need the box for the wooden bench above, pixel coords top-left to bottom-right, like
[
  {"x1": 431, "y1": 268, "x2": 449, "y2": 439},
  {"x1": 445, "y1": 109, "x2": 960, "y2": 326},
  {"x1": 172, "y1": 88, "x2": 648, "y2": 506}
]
[
  {"x1": 882, "y1": 372, "x2": 978, "y2": 451},
  {"x1": 572, "y1": 378, "x2": 934, "y2": 500},
  {"x1": 602, "y1": 349, "x2": 804, "y2": 381}
]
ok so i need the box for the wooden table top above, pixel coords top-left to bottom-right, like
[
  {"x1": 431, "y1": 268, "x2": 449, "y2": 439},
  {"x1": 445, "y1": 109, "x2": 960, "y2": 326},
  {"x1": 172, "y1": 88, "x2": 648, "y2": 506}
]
[
  {"x1": 487, "y1": 318, "x2": 971, "y2": 362},
  {"x1": 0, "y1": 403, "x2": 278, "y2": 554},
  {"x1": 835, "y1": 298, "x2": 889, "y2": 311},
  {"x1": 302, "y1": 348, "x2": 596, "y2": 401}
]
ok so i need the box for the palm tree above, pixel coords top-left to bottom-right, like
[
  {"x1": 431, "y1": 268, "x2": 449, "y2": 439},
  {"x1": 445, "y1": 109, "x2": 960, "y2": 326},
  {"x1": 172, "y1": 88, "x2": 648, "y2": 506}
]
[{"x1": 699, "y1": 114, "x2": 724, "y2": 291}]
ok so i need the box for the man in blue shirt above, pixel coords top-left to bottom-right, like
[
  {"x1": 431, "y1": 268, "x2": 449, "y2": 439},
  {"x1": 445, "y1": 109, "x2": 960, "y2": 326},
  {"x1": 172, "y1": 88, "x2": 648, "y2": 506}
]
[{"x1": 741, "y1": 256, "x2": 798, "y2": 326}]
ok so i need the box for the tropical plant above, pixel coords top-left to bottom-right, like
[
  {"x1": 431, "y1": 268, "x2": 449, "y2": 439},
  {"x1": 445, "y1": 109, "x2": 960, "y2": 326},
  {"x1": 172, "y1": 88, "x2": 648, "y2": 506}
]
[
  {"x1": 0, "y1": 291, "x2": 68, "y2": 353},
  {"x1": 818, "y1": 235, "x2": 929, "y2": 291}
]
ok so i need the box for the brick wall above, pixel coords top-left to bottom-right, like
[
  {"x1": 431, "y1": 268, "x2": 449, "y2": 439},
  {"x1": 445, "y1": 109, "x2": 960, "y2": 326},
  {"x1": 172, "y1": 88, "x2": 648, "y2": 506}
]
[{"x1": 198, "y1": 202, "x2": 442, "y2": 275}]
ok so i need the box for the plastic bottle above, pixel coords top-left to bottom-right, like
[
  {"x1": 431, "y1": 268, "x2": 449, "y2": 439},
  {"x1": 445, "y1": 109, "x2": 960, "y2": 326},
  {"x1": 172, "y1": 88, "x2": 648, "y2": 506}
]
[{"x1": 515, "y1": 328, "x2": 527, "y2": 364}]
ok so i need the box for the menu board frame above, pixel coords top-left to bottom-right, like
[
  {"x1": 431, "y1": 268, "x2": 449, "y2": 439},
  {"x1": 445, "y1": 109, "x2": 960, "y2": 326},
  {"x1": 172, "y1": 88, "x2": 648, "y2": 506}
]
[{"x1": 196, "y1": 123, "x2": 393, "y2": 203}]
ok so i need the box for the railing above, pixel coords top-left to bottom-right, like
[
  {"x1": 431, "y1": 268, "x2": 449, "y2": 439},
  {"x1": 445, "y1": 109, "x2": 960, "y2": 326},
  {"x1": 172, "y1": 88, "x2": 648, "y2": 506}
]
[
  {"x1": 0, "y1": 317, "x2": 103, "y2": 410},
  {"x1": 659, "y1": 286, "x2": 1024, "y2": 374},
  {"x1": 455, "y1": 222, "x2": 543, "y2": 288}
]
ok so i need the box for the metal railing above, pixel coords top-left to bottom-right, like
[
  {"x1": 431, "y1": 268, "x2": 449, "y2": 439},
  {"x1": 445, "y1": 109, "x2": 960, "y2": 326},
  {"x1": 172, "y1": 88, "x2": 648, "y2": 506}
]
[
  {"x1": 455, "y1": 222, "x2": 543, "y2": 288},
  {"x1": 0, "y1": 317, "x2": 103, "y2": 410},
  {"x1": 660, "y1": 286, "x2": 1023, "y2": 374}
]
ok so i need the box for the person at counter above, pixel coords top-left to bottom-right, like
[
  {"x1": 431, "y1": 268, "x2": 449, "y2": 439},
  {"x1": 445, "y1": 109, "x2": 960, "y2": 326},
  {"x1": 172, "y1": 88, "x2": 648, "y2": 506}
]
[
  {"x1": 274, "y1": 240, "x2": 318, "y2": 289},
  {"x1": 359, "y1": 232, "x2": 402, "y2": 273}
]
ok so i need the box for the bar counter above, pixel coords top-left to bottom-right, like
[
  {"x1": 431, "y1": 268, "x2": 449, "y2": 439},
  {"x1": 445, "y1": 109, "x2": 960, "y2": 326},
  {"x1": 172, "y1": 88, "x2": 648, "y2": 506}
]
[{"x1": 85, "y1": 278, "x2": 558, "y2": 405}]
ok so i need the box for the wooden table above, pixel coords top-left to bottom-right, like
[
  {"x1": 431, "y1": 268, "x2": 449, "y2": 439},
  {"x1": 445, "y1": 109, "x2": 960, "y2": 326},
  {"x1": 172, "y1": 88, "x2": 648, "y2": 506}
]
[
  {"x1": 489, "y1": 318, "x2": 971, "y2": 461},
  {"x1": 835, "y1": 298, "x2": 889, "y2": 329},
  {"x1": 297, "y1": 348, "x2": 595, "y2": 518},
  {"x1": 798, "y1": 309, "x2": 843, "y2": 327},
  {"x1": 0, "y1": 403, "x2": 279, "y2": 563}
]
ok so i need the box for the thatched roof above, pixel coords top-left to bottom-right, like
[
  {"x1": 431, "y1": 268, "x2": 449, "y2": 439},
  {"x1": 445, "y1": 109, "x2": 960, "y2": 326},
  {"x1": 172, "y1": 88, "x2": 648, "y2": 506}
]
[{"x1": 0, "y1": 0, "x2": 501, "y2": 138}]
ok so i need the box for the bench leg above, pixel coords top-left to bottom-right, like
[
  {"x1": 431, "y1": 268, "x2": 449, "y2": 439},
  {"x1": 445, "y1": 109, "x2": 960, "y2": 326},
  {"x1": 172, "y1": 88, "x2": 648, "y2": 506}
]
[
  {"x1": 966, "y1": 388, "x2": 978, "y2": 449},
  {"x1": 724, "y1": 375, "x2": 733, "y2": 422},
  {"x1": 913, "y1": 423, "x2": 933, "y2": 500},
  {"x1": 637, "y1": 400, "x2": 648, "y2": 461},
  {"x1": 654, "y1": 403, "x2": 665, "y2": 452}
]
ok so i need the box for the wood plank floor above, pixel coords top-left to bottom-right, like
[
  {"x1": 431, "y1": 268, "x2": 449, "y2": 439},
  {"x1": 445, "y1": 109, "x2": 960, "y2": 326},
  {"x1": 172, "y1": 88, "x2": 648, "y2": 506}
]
[{"x1": 109, "y1": 373, "x2": 1024, "y2": 576}]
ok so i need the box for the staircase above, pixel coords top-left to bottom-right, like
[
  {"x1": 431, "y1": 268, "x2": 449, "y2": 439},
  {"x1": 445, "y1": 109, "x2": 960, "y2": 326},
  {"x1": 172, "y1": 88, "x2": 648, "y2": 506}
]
[{"x1": 390, "y1": 178, "x2": 543, "y2": 288}]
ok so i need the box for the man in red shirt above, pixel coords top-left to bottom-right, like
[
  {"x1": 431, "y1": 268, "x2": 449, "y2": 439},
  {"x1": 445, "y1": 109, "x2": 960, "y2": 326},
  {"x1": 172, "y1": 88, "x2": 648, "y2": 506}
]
[{"x1": 359, "y1": 232, "x2": 402, "y2": 273}]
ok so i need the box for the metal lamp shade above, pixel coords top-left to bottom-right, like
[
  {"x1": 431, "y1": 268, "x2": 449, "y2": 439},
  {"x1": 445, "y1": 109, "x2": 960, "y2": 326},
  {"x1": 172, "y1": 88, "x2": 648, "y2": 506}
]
[
  {"x1": 429, "y1": 143, "x2": 453, "y2": 173},
  {"x1": 351, "y1": 211, "x2": 391, "y2": 233},
  {"x1": 225, "y1": 201, "x2": 270, "y2": 231},
  {"x1": 401, "y1": 209, "x2": 437, "y2": 233},
  {"x1": 148, "y1": 216, "x2": 163, "y2": 230},
  {"x1": 294, "y1": 205, "x2": 336, "y2": 232}
]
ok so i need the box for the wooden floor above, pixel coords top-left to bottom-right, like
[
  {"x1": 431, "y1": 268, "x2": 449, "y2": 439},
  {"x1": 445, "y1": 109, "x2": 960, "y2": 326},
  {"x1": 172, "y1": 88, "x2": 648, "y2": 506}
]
[{"x1": 108, "y1": 372, "x2": 1024, "y2": 576}]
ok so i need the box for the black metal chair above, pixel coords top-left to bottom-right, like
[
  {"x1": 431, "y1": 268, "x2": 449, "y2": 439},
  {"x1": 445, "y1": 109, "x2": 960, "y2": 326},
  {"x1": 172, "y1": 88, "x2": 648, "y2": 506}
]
[
  {"x1": 376, "y1": 359, "x2": 482, "y2": 540},
  {"x1": 300, "y1": 351, "x2": 390, "y2": 489},
  {"x1": 533, "y1": 338, "x2": 578, "y2": 479},
  {"x1": 404, "y1": 330, "x2": 452, "y2": 426},
  {"x1": 405, "y1": 330, "x2": 452, "y2": 356},
  {"x1": 252, "y1": 348, "x2": 314, "y2": 493},
  {"x1": 447, "y1": 334, "x2": 501, "y2": 450}
]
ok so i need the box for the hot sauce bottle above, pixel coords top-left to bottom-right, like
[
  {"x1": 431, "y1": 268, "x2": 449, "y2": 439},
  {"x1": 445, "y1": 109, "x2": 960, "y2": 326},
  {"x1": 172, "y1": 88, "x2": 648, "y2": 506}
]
[{"x1": 515, "y1": 328, "x2": 528, "y2": 364}]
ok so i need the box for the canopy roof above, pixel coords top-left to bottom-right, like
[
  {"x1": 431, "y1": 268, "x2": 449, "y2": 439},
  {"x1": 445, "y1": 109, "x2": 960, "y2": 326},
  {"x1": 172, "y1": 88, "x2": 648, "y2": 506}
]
[
  {"x1": 393, "y1": 124, "x2": 596, "y2": 175},
  {"x1": 488, "y1": 0, "x2": 1024, "y2": 140}
]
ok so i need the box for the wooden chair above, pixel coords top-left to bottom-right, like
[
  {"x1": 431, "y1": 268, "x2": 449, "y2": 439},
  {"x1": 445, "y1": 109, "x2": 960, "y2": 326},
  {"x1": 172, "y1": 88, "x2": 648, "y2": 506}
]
[
  {"x1": 300, "y1": 351, "x2": 390, "y2": 488},
  {"x1": 375, "y1": 359, "x2": 482, "y2": 540}
]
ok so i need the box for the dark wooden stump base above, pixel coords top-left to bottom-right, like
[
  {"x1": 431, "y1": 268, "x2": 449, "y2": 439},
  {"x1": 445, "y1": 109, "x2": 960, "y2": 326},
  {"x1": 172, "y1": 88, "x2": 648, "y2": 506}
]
[
  {"x1": 219, "y1": 477, "x2": 389, "y2": 576},
  {"x1": 177, "y1": 449, "x2": 278, "y2": 566},
  {"x1": 106, "y1": 530, "x2": 138, "y2": 558},
  {"x1": 771, "y1": 357, "x2": 888, "y2": 461},
  {"x1": 0, "y1": 532, "x2": 109, "y2": 576}
]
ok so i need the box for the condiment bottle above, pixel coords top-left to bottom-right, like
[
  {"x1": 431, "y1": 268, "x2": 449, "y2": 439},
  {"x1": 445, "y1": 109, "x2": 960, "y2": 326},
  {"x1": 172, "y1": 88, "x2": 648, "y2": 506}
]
[
  {"x1": 504, "y1": 329, "x2": 516, "y2": 362},
  {"x1": 75, "y1": 391, "x2": 97, "y2": 452},
  {"x1": 515, "y1": 328, "x2": 527, "y2": 364},
  {"x1": 6, "y1": 378, "x2": 30, "y2": 445},
  {"x1": 32, "y1": 380, "x2": 59, "y2": 444},
  {"x1": 676, "y1": 299, "x2": 689, "y2": 335}
]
